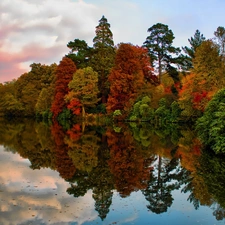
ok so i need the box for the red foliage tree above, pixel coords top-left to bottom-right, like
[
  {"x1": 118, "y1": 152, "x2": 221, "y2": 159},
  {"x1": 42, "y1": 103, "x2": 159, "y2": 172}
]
[
  {"x1": 135, "y1": 46, "x2": 159, "y2": 85},
  {"x1": 51, "y1": 121, "x2": 76, "y2": 180},
  {"x1": 106, "y1": 43, "x2": 154, "y2": 113},
  {"x1": 51, "y1": 57, "x2": 77, "y2": 119}
]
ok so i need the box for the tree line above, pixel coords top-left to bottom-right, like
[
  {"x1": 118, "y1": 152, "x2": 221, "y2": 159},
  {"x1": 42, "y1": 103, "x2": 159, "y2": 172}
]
[{"x1": 1, "y1": 15, "x2": 225, "y2": 153}]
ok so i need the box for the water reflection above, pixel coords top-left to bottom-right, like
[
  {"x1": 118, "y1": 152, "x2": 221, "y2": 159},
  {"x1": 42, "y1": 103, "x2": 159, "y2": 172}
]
[
  {"x1": 0, "y1": 118, "x2": 225, "y2": 224},
  {"x1": 0, "y1": 146, "x2": 97, "y2": 225}
]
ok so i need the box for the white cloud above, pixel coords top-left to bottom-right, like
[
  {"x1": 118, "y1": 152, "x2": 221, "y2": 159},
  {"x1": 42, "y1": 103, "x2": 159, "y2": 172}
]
[{"x1": 0, "y1": 0, "x2": 99, "y2": 83}]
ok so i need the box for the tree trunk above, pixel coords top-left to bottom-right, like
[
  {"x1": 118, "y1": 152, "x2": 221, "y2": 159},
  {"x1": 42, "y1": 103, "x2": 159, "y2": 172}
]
[
  {"x1": 82, "y1": 104, "x2": 85, "y2": 118},
  {"x1": 158, "y1": 56, "x2": 162, "y2": 83}
]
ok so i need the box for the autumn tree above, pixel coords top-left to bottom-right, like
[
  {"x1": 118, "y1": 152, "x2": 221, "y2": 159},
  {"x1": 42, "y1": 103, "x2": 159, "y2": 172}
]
[
  {"x1": 0, "y1": 81, "x2": 24, "y2": 117},
  {"x1": 13, "y1": 63, "x2": 56, "y2": 117},
  {"x1": 66, "y1": 67, "x2": 99, "y2": 118},
  {"x1": 90, "y1": 15, "x2": 116, "y2": 103},
  {"x1": 35, "y1": 64, "x2": 57, "y2": 117},
  {"x1": 107, "y1": 43, "x2": 151, "y2": 114},
  {"x1": 192, "y1": 40, "x2": 225, "y2": 110},
  {"x1": 143, "y1": 23, "x2": 180, "y2": 83},
  {"x1": 0, "y1": 92, "x2": 24, "y2": 117},
  {"x1": 178, "y1": 73, "x2": 198, "y2": 119},
  {"x1": 51, "y1": 57, "x2": 77, "y2": 119},
  {"x1": 193, "y1": 40, "x2": 224, "y2": 88},
  {"x1": 15, "y1": 67, "x2": 41, "y2": 116},
  {"x1": 178, "y1": 40, "x2": 225, "y2": 119},
  {"x1": 35, "y1": 88, "x2": 52, "y2": 116}
]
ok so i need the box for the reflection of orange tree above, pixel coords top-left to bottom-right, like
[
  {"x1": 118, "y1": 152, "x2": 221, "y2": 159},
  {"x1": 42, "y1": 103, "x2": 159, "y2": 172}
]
[
  {"x1": 106, "y1": 126, "x2": 152, "y2": 197},
  {"x1": 65, "y1": 125, "x2": 100, "y2": 173},
  {"x1": 51, "y1": 122, "x2": 76, "y2": 180}
]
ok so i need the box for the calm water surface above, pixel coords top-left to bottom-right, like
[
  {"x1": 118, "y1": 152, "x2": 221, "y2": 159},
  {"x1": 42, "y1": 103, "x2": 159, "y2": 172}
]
[{"x1": 0, "y1": 119, "x2": 224, "y2": 225}]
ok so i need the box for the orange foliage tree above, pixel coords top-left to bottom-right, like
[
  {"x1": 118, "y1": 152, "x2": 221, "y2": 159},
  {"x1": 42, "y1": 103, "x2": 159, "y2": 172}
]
[
  {"x1": 106, "y1": 43, "x2": 154, "y2": 114},
  {"x1": 178, "y1": 40, "x2": 225, "y2": 119},
  {"x1": 51, "y1": 57, "x2": 77, "y2": 119}
]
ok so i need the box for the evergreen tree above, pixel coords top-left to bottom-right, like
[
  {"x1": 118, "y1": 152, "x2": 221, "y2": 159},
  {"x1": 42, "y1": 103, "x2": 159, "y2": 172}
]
[
  {"x1": 66, "y1": 39, "x2": 92, "y2": 69},
  {"x1": 182, "y1": 29, "x2": 206, "y2": 69},
  {"x1": 143, "y1": 23, "x2": 180, "y2": 83},
  {"x1": 91, "y1": 15, "x2": 116, "y2": 103}
]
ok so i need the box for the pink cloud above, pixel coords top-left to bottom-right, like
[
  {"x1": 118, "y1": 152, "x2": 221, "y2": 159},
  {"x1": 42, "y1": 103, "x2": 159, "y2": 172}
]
[
  {"x1": 0, "y1": 52, "x2": 26, "y2": 83},
  {"x1": 0, "y1": 43, "x2": 68, "y2": 84},
  {"x1": 0, "y1": 23, "x2": 22, "y2": 40}
]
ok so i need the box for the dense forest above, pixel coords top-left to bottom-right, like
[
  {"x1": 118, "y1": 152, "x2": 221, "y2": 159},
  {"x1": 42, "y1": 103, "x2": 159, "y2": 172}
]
[{"x1": 1, "y1": 16, "x2": 225, "y2": 154}]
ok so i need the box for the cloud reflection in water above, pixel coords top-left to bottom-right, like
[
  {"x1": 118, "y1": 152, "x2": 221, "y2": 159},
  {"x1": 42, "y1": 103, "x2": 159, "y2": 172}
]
[{"x1": 0, "y1": 146, "x2": 97, "y2": 225}]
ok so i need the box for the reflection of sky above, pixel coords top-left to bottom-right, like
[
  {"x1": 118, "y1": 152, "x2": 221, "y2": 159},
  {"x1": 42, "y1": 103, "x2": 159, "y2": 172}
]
[
  {"x1": 0, "y1": 146, "x2": 97, "y2": 225},
  {"x1": 0, "y1": 145, "x2": 224, "y2": 225}
]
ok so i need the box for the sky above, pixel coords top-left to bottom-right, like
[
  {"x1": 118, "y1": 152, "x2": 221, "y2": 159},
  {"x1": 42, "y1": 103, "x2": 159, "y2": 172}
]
[{"x1": 1, "y1": 0, "x2": 225, "y2": 84}]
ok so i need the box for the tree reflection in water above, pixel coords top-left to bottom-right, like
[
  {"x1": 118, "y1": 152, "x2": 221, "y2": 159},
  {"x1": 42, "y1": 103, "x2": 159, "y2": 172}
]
[{"x1": 0, "y1": 118, "x2": 225, "y2": 221}]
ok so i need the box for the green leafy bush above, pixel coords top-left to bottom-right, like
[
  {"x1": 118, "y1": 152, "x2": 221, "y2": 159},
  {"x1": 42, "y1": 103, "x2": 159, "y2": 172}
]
[{"x1": 196, "y1": 88, "x2": 225, "y2": 154}]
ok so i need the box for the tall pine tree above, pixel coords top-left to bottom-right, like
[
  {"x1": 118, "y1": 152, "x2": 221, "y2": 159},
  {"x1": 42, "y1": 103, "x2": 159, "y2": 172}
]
[
  {"x1": 91, "y1": 16, "x2": 116, "y2": 103},
  {"x1": 143, "y1": 23, "x2": 180, "y2": 83},
  {"x1": 182, "y1": 29, "x2": 205, "y2": 69}
]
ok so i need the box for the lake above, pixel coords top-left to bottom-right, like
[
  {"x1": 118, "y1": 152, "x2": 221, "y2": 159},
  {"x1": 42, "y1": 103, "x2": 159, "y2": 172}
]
[{"x1": 0, "y1": 118, "x2": 225, "y2": 225}]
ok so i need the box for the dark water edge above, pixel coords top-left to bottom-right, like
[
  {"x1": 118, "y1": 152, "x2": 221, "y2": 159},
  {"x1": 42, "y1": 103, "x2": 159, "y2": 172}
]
[{"x1": 0, "y1": 118, "x2": 225, "y2": 225}]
